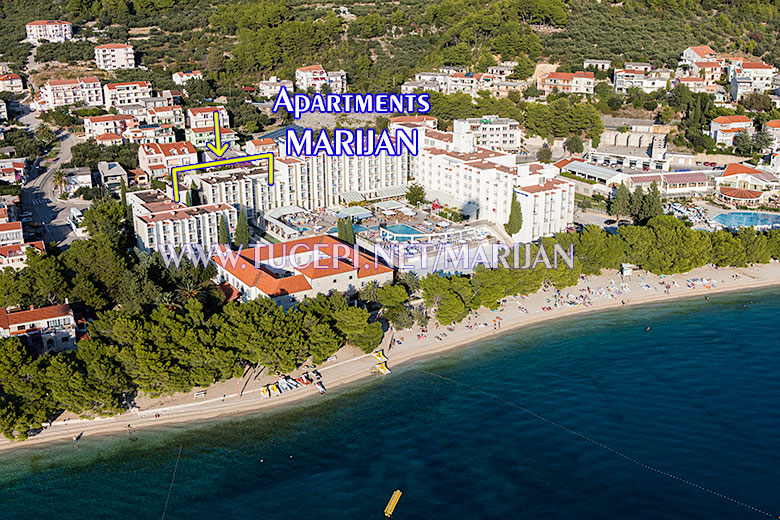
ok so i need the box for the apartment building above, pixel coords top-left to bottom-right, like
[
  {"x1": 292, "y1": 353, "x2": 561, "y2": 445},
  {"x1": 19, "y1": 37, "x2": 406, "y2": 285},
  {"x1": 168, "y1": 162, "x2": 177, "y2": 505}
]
[
  {"x1": 123, "y1": 124, "x2": 175, "y2": 145},
  {"x1": 186, "y1": 106, "x2": 229, "y2": 128},
  {"x1": 584, "y1": 59, "x2": 612, "y2": 70},
  {"x1": 448, "y1": 72, "x2": 498, "y2": 96},
  {"x1": 728, "y1": 61, "x2": 776, "y2": 100},
  {"x1": 0, "y1": 159, "x2": 28, "y2": 183},
  {"x1": 537, "y1": 71, "x2": 595, "y2": 96},
  {"x1": 295, "y1": 65, "x2": 347, "y2": 93},
  {"x1": 97, "y1": 161, "x2": 128, "y2": 192},
  {"x1": 172, "y1": 70, "x2": 203, "y2": 85},
  {"x1": 83, "y1": 114, "x2": 135, "y2": 139},
  {"x1": 94, "y1": 43, "x2": 135, "y2": 70},
  {"x1": 487, "y1": 62, "x2": 518, "y2": 80},
  {"x1": 197, "y1": 167, "x2": 269, "y2": 222},
  {"x1": 0, "y1": 241, "x2": 45, "y2": 270},
  {"x1": 103, "y1": 81, "x2": 153, "y2": 110},
  {"x1": 0, "y1": 74, "x2": 23, "y2": 94},
  {"x1": 211, "y1": 236, "x2": 393, "y2": 308},
  {"x1": 675, "y1": 76, "x2": 707, "y2": 93},
  {"x1": 137, "y1": 141, "x2": 199, "y2": 177},
  {"x1": 452, "y1": 116, "x2": 523, "y2": 152},
  {"x1": 25, "y1": 20, "x2": 72, "y2": 44},
  {"x1": 691, "y1": 61, "x2": 722, "y2": 87},
  {"x1": 96, "y1": 133, "x2": 123, "y2": 146},
  {"x1": 401, "y1": 122, "x2": 574, "y2": 242},
  {"x1": 258, "y1": 76, "x2": 293, "y2": 98},
  {"x1": 679, "y1": 45, "x2": 717, "y2": 66},
  {"x1": 0, "y1": 221, "x2": 24, "y2": 246},
  {"x1": 613, "y1": 69, "x2": 667, "y2": 93},
  {"x1": 0, "y1": 303, "x2": 76, "y2": 353},
  {"x1": 184, "y1": 126, "x2": 239, "y2": 150},
  {"x1": 709, "y1": 115, "x2": 754, "y2": 146},
  {"x1": 33, "y1": 77, "x2": 102, "y2": 111},
  {"x1": 145, "y1": 105, "x2": 185, "y2": 128},
  {"x1": 126, "y1": 190, "x2": 238, "y2": 251}
]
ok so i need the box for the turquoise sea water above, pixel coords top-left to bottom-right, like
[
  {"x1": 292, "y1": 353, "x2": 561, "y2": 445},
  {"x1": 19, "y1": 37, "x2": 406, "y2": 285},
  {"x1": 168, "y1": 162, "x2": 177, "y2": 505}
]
[{"x1": 1, "y1": 290, "x2": 780, "y2": 519}]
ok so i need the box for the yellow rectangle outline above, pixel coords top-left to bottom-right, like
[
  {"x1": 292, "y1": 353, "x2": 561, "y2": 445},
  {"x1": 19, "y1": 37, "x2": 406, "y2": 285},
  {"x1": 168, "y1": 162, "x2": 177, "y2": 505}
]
[{"x1": 170, "y1": 152, "x2": 275, "y2": 203}]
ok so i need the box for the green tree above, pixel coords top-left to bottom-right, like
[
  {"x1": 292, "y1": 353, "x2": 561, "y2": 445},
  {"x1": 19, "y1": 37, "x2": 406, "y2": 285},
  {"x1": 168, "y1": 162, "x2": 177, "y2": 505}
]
[
  {"x1": 630, "y1": 185, "x2": 644, "y2": 218},
  {"x1": 565, "y1": 136, "x2": 583, "y2": 153},
  {"x1": 734, "y1": 130, "x2": 754, "y2": 155},
  {"x1": 639, "y1": 181, "x2": 663, "y2": 222},
  {"x1": 658, "y1": 106, "x2": 675, "y2": 124},
  {"x1": 234, "y1": 210, "x2": 251, "y2": 249},
  {"x1": 218, "y1": 215, "x2": 230, "y2": 245},
  {"x1": 504, "y1": 192, "x2": 523, "y2": 235},
  {"x1": 405, "y1": 183, "x2": 425, "y2": 206},
  {"x1": 537, "y1": 147, "x2": 553, "y2": 162},
  {"x1": 610, "y1": 182, "x2": 631, "y2": 219},
  {"x1": 753, "y1": 128, "x2": 773, "y2": 152}
]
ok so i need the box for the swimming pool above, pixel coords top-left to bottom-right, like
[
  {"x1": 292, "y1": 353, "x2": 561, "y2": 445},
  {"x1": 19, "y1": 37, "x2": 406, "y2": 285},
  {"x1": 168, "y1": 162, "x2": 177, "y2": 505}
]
[
  {"x1": 384, "y1": 224, "x2": 422, "y2": 236},
  {"x1": 712, "y1": 211, "x2": 780, "y2": 228},
  {"x1": 327, "y1": 224, "x2": 374, "y2": 234}
]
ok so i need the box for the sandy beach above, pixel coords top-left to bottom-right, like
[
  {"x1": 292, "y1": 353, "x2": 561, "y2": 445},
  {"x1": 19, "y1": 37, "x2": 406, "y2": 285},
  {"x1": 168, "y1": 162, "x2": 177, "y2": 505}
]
[{"x1": 3, "y1": 262, "x2": 780, "y2": 452}]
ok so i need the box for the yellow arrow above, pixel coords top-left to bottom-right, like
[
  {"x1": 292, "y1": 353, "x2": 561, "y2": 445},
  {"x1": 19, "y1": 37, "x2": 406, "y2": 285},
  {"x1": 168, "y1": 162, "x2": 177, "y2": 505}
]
[{"x1": 206, "y1": 111, "x2": 230, "y2": 157}]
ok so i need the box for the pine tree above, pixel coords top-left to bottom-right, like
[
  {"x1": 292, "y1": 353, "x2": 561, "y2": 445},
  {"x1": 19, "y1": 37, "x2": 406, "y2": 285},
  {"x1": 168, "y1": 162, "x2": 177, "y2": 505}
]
[
  {"x1": 120, "y1": 178, "x2": 127, "y2": 207},
  {"x1": 345, "y1": 218, "x2": 355, "y2": 244},
  {"x1": 234, "y1": 210, "x2": 250, "y2": 248},
  {"x1": 337, "y1": 218, "x2": 347, "y2": 242},
  {"x1": 630, "y1": 185, "x2": 644, "y2": 218},
  {"x1": 504, "y1": 192, "x2": 523, "y2": 235},
  {"x1": 640, "y1": 181, "x2": 663, "y2": 222},
  {"x1": 189, "y1": 181, "x2": 201, "y2": 206},
  {"x1": 218, "y1": 214, "x2": 230, "y2": 246},
  {"x1": 185, "y1": 191, "x2": 192, "y2": 206},
  {"x1": 611, "y1": 182, "x2": 631, "y2": 219}
]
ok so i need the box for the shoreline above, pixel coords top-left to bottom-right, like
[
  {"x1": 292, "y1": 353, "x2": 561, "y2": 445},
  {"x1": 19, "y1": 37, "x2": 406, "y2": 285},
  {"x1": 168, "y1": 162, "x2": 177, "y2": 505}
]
[{"x1": 3, "y1": 263, "x2": 780, "y2": 453}]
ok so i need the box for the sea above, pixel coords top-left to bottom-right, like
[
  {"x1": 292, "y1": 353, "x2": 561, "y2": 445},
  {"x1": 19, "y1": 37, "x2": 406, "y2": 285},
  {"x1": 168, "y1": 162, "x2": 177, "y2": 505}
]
[{"x1": 1, "y1": 289, "x2": 779, "y2": 520}]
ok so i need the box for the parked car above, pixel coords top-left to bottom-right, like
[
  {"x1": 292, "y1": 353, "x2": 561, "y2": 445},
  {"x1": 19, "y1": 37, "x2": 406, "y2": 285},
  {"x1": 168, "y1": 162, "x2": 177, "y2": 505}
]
[{"x1": 605, "y1": 219, "x2": 617, "y2": 225}]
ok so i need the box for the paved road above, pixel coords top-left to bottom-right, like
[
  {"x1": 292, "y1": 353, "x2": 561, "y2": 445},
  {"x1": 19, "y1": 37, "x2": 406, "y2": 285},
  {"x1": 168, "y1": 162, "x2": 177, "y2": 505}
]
[{"x1": 21, "y1": 121, "x2": 89, "y2": 246}]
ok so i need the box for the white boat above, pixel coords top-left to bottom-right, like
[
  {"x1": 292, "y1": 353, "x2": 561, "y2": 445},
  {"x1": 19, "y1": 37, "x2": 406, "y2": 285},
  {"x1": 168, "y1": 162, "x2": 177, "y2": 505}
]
[
  {"x1": 269, "y1": 384, "x2": 280, "y2": 396},
  {"x1": 315, "y1": 381, "x2": 326, "y2": 394},
  {"x1": 261, "y1": 386, "x2": 270, "y2": 399},
  {"x1": 286, "y1": 377, "x2": 301, "y2": 388}
]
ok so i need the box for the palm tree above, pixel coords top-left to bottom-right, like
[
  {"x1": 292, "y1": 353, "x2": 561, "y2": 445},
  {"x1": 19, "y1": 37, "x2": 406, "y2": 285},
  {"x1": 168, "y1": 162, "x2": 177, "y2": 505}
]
[
  {"x1": 177, "y1": 278, "x2": 205, "y2": 303},
  {"x1": 155, "y1": 292, "x2": 181, "y2": 310},
  {"x1": 52, "y1": 169, "x2": 68, "y2": 194},
  {"x1": 397, "y1": 271, "x2": 420, "y2": 297},
  {"x1": 359, "y1": 280, "x2": 379, "y2": 302}
]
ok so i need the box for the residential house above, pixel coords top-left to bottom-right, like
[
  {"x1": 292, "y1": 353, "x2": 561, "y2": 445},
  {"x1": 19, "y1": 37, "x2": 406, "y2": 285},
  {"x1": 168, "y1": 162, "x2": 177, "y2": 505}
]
[
  {"x1": 679, "y1": 45, "x2": 717, "y2": 66},
  {"x1": 537, "y1": 71, "x2": 595, "y2": 96},
  {"x1": 584, "y1": 59, "x2": 611, "y2": 71},
  {"x1": 62, "y1": 167, "x2": 93, "y2": 194},
  {"x1": 25, "y1": 20, "x2": 72, "y2": 44},
  {"x1": 33, "y1": 77, "x2": 102, "y2": 111},
  {"x1": 145, "y1": 105, "x2": 185, "y2": 128},
  {"x1": 295, "y1": 65, "x2": 347, "y2": 93},
  {"x1": 137, "y1": 141, "x2": 199, "y2": 177},
  {"x1": 0, "y1": 221, "x2": 23, "y2": 246},
  {"x1": 709, "y1": 115, "x2": 754, "y2": 146},
  {"x1": 123, "y1": 123, "x2": 175, "y2": 145},
  {"x1": 0, "y1": 74, "x2": 23, "y2": 94},
  {"x1": 94, "y1": 43, "x2": 135, "y2": 70},
  {"x1": 613, "y1": 69, "x2": 667, "y2": 93},
  {"x1": 103, "y1": 81, "x2": 153, "y2": 110},
  {"x1": 0, "y1": 303, "x2": 76, "y2": 353},
  {"x1": 0, "y1": 241, "x2": 45, "y2": 270},
  {"x1": 186, "y1": 106, "x2": 229, "y2": 128},
  {"x1": 83, "y1": 114, "x2": 135, "y2": 139},
  {"x1": 0, "y1": 158, "x2": 27, "y2": 183},
  {"x1": 97, "y1": 161, "x2": 128, "y2": 192},
  {"x1": 257, "y1": 76, "x2": 293, "y2": 98},
  {"x1": 675, "y1": 76, "x2": 707, "y2": 93},
  {"x1": 184, "y1": 126, "x2": 239, "y2": 150},
  {"x1": 172, "y1": 70, "x2": 203, "y2": 85}
]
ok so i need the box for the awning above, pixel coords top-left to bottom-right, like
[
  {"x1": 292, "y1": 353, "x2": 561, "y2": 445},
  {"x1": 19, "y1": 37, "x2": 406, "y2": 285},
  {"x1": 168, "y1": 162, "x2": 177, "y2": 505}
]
[{"x1": 340, "y1": 191, "x2": 365, "y2": 204}]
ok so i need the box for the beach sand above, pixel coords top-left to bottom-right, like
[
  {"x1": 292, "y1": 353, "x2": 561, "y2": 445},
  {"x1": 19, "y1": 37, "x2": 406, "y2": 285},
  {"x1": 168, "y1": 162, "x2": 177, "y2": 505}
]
[{"x1": 3, "y1": 262, "x2": 780, "y2": 452}]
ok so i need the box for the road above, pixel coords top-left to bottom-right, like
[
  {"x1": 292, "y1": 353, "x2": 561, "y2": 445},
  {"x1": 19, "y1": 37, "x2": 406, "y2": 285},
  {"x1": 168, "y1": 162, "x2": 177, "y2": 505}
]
[{"x1": 20, "y1": 116, "x2": 90, "y2": 247}]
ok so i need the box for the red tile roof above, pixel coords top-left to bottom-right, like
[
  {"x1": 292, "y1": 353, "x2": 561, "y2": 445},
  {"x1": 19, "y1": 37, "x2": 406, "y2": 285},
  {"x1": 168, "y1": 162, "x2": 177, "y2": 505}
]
[
  {"x1": 0, "y1": 74, "x2": 21, "y2": 81},
  {"x1": 0, "y1": 241, "x2": 44, "y2": 259},
  {"x1": 719, "y1": 187, "x2": 762, "y2": 200},
  {"x1": 0, "y1": 221, "x2": 22, "y2": 232},
  {"x1": 297, "y1": 65, "x2": 325, "y2": 72},
  {"x1": 765, "y1": 120, "x2": 780, "y2": 128},
  {"x1": 712, "y1": 115, "x2": 752, "y2": 125},
  {"x1": 689, "y1": 45, "x2": 716, "y2": 58},
  {"x1": 0, "y1": 304, "x2": 72, "y2": 330},
  {"x1": 740, "y1": 61, "x2": 773, "y2": 70},
  {"x1": 187, "y1": 106, "x2": 226, "y2": 115},
  {"x1": 27, "y1": 20, "x2": 71, "y2": 26},
  {"x1": 722, "y1": 162, "x2": 762, "y2": 177},
  {"x1": 96, "y1": 132, "x2": 122, "y2": 141},
  {"x1": 95, "y1": 43, "x2": 132, "y2": 49}
]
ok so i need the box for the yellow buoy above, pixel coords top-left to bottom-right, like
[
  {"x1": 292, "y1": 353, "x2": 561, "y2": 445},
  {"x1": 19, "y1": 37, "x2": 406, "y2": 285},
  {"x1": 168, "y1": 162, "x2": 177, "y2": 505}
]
[{"x1": 384, "y1": 489, "x2": 402, "y2": 517}]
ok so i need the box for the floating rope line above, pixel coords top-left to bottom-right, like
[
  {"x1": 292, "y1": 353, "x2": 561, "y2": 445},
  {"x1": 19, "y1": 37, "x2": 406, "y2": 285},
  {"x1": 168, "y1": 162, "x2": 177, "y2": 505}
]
[
  {"x1": 418, "y1": 369, "x2": 775, "y2": 518},
  {"x1": 161, "y1": 445, "x2": 183, "y2": 520}
]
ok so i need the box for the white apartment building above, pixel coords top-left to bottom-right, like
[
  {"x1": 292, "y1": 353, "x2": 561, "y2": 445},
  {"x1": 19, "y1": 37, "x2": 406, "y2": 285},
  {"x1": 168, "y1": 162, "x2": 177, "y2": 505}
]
[
  {"x1": 138, "y1": 141, "x2": 199, "y2": 177},
  {"x1": 197, "y1": 167, "x2": 270, "y2": 223},
  {"x1": 584, "y1": 59, "x2": 611, "y2": 71},
  {"x1": 709, "y1": 115, "x2": 755, "y2": 146},
  {"x1": 0, "y1": 221, "x2": 24, "y2": 246},
  {"x1": 691, "y1": 61, "x2": 722, "y2": 88},
  {"x1": 487, "y1": 62, "x2": 518, "y2": 80},
  {"x1": 145, "y1": 105, "x2": 185, "y2": 128},
  {"x1": 613, "y1": 69, "x2": 667, "y2": 93},
  {"x1": 94, "y1": 43, "x2": 135, "y2": 70},
  {"x1": 33, "y1": 77, "x2": 103, "y2": 111},
  {"x1": 172, "y1": 70, "x2": 203, "y2": 85},
  {"x1": 675, "y1": 77, "x2": 707, "y2": 93},
  {"x1": 295, "y1": 65, "x2": 347, "y2": 93},
  {"x1": 186, "y1": 106, "x2": 229, "y2": 128},
  {"x1": 25, "y1": 20, "x2": 72, "y2": 44},
  {"x1": 0, "y1": 241, "x2": 45, "y2": 270},
  {"x1": 258, "y1": 76, "x2": 293, "y2": 98},
  {"x1": 126, "y1": 190, "x2": 238, "y2": 251},
  {"x1": 83, "y1": 114, "x2": 135, "y2": 139},
  {"x1": 0, "y1": 303, "x2": 76, "y2": 353},
  {"x1": 537, "y1": 71, "x2": 595, "y2": 96},
  {"x1": 123, "y1": 124, "x2": 175, "y2": 145},
  {"x1": 452, "y1": 115, "x2": 523, "y2": 152},
  {"x1": 405, "y1": 123, "x2": 574, "y2": 243},
  {"x1": 447, "y1": 72, "x2": 498, "y2": 96},
  {"x1": 184, "y1": 126, "x2": 239, "y2": 149},
  {"x1": 0, "y1": 74, "x2": 23, "y2": 94},
  {"x1": 103, "y1": 81, "x2": 153, "y2": 110},
  {"x1": 679, "y1": 45, "x2": 717, "y2": 66},
  {"x1": 728, "y1": 61, "x2": 776, "y2": 100}
]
